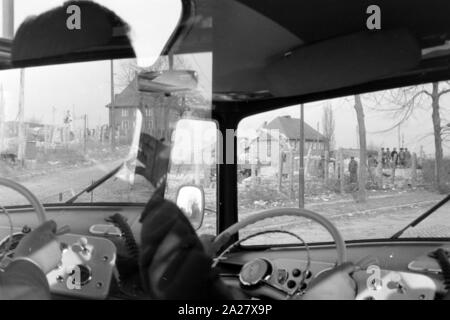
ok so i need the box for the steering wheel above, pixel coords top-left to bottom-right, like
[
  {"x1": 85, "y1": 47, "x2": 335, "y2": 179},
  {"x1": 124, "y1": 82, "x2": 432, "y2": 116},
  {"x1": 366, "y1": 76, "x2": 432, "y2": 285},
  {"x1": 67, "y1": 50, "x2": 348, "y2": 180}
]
[
  {"x1": 211, "y1": 208, "x2": 347, "y2": 299},
  {"x1": 0, "y1": 178, "x2": 48, "y2": 262},
  {"x1": 0, "y1": 178, "x2": 47, "y2": 223}
]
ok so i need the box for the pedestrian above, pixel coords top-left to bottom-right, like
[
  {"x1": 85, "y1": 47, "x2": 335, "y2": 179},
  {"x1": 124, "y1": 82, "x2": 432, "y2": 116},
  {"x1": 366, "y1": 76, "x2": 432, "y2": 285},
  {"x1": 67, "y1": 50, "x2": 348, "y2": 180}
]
[
  {"x1": 391, "y1": 148, "x2": 398, "y2": 167},
  {"x1": 385, "y1": 148, "x2": 391, "y2": 167},
  {"x1": 381, "y1": 147, "x2": 386, "y2": 168},
  {"x1": 404, "y1": 148, "x2": 412, "y2": 168},
  {"x1": 398, "y1": 148, "x2": 406, "y2": 167},
  {"x1": 368, "y1": 154, "x2": 378, "y2": 168},
  {"x1": 348, "y1": 156, "x2": 358, "y2": 183},
  {"x1": 368, "y1": 155, "x2": 378, "y2": 184}
]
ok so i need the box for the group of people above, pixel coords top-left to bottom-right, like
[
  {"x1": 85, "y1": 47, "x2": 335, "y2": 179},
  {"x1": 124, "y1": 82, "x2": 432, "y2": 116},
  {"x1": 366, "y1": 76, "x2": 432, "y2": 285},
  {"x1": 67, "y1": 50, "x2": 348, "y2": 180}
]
[{"x1": 381, "y1": 147, "x2": 412, "y2": 168}]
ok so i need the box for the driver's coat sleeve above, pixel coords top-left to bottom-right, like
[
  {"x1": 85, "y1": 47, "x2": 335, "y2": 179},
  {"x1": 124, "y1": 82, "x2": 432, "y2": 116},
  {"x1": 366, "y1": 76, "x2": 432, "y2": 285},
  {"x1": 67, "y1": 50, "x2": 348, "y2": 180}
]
[
  {"x1": 0, "y1": 260, "x2": 50, "y2": 300},
  {"x1": 139, "y1": 195, "x2": 235, "y2": 300}
]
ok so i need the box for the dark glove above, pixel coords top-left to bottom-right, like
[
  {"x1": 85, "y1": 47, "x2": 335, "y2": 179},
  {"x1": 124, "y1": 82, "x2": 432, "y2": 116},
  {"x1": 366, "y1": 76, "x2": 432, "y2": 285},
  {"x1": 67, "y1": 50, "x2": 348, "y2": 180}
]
[{"x1": 139, "y1": 195, "x2": 234, "y2": 300}]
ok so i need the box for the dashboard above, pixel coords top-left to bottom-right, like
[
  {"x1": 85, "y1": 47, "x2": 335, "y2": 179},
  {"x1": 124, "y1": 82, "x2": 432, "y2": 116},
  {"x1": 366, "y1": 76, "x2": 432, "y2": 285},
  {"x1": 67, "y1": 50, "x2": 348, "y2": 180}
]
[
  {"x1": 0, "y1": 204, "x2": 145, "y2": 300},
  {"x1": 0, "y1": 204, "x2": 449, "y2": 300},
  {"x1": 217, "y1": 241, "x2": 450, "y2": 300}
]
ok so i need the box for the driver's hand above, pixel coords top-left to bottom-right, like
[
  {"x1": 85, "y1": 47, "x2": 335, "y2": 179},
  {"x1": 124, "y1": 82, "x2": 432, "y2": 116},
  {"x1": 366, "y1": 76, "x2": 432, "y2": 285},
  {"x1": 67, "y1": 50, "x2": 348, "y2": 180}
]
[
  {"x1": 300, "y1": 262, "x2": 357, "y2": 300},
  {"x1": 14, "y1": 221, "x2": 62, "y2": 274},
  {"x1": 198, "y1": 233, "x2": 232, "y2": 258}
]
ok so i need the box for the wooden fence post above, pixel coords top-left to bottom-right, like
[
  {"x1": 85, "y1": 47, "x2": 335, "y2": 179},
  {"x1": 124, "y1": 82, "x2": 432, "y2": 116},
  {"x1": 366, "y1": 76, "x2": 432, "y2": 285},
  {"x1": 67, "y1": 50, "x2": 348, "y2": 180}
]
[
  {"x1": 376, "y1": 149, "x2": 383, "y2": 187},
  {"x1": 338, "y1": 148, "x2": 344, "y2": 194},
  {"x1": 411, "y1": 152, "x2": 417, "y2": 187},
  {"x1": 289, "y1": 150, "x2": 295, "y2": 200},
  {"x1": 278, "y1": 150, "x2": 283, "y2": 192}
]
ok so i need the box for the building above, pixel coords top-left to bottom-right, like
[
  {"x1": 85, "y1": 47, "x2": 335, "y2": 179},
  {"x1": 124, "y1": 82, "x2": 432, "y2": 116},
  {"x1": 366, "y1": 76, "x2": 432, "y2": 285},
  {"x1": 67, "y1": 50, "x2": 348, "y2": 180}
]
[
  {"x1": 106, "y1": 77, "x2": 184, "y2": 144},
  {"x1": 265, "y1": 115, "x2": 327, "y2": 153},
  {"x1": 238, "y1": 115, "x2": 327, "y2": 177}
]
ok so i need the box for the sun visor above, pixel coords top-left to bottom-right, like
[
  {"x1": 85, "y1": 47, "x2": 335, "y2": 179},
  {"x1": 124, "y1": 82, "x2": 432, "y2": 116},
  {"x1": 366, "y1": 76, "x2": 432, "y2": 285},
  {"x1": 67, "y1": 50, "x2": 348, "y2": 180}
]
[{"x1": 265, "y1": 29, "x2": 421, "y2": 97}]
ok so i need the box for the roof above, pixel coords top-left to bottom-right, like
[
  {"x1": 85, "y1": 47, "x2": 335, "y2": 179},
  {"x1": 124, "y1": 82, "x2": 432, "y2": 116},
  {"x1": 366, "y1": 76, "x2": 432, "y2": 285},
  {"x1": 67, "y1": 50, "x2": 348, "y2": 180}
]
[
  {"x1": 106, "y1": 75, "x2": 211, "y2": 112},
  {"x1": 106, "y1": 80, "x2": 139, "y2": 109},
  {"x1": 265, "y1": 116, "x2": 326, "y2": 142}
]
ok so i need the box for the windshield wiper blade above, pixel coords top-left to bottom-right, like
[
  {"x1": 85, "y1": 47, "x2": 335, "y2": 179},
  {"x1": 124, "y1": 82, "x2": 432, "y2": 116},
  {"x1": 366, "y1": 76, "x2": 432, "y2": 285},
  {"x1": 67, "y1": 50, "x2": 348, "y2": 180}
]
[
  {"x1": 390, "y1": 193, "x2": 450, "y2": 239},
  {"x1": 65, "y1": 163, "x2": 124, "y2": 204}
]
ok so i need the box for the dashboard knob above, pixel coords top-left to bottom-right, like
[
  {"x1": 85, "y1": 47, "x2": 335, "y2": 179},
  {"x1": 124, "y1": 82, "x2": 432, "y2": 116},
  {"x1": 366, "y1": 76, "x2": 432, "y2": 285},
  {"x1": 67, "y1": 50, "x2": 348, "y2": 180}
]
[
  {"x1": 292, "y1": 268, "x2": 301, "y2": 277},
  {"x1": 239, "y1": 258, "x2": 272, "y2": 286}
]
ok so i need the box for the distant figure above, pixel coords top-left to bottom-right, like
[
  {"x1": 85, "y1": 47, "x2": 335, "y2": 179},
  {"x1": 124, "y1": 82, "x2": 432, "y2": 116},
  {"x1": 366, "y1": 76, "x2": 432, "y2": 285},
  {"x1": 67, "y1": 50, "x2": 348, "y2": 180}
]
[
  {"x1": 391, "y1": 148, "x2": 398, "y2": 167},
  {"x1": 318, "y1": 156, "x2": 325, "y2": 178},
  {"x1": 0, "y1": 152, "x2": 17, "y2": 165},
  {"x1": 385, "y1": 148, "x2": 391, "y2": 167},
  {"x1": 404, "y1": 148, "x2": 412, "y2": 168},
  {"x1": 368, "y1": 155, "x2": 378, "y2": 184},
  {"x1": 189, "y1": 200, "x2": 201, "y2": 222},
  {"x1": 348, "y1": 157, "x2": 358, "y2": 183},
  {"x1": 368, "y1": 155, "x2": 378, "y2": 168},
  {"x1": 381, "y1": 147, "x2": 386, "y2": 168},
  {"x1": 398, "y1": 148, "x2": 406, "y2": 167}
]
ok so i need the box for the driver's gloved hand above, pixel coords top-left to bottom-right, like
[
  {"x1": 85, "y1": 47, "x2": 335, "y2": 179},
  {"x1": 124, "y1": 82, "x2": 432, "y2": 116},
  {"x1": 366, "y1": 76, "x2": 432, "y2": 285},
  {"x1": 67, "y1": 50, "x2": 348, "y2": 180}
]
[
  {"x1": 14, "y1": 220, "x2": 62, "y2": 274},
  {"x1": 139, "y1": 195, "x2": 235, "y2": 300},
  {"x1": 0, "y1": 221, "x2": 62, "y2": 300}
]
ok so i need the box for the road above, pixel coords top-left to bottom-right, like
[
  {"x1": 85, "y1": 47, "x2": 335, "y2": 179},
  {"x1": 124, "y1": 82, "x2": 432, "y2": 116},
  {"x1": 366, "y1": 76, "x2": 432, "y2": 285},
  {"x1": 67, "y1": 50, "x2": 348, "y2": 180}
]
[
  {"x1": 0, "y1": 159, "x2": 153, "y2": 206},
  {"x1": 1, "y1": 163, "x2": 449, "y2": 243},
  {"x1": 239, "y1": 192, "x2": 450, "y2": 244}
]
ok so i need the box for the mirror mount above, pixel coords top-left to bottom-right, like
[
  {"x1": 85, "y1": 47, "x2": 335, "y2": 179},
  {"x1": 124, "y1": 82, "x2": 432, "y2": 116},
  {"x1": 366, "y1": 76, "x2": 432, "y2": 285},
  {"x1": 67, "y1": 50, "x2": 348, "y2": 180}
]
[{"x1": 137, "y1": 70, "x2": 199, "y2": 94}]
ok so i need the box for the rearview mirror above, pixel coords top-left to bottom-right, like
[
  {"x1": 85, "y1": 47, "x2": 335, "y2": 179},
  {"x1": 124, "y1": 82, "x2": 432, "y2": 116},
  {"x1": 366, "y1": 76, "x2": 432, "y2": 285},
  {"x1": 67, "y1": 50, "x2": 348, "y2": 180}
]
[
  {"x1": 11, "y1": 1, "x2": 134, "y2": 67},
  {"x1": 9, "y1": 1, "x2": 182, "y2": 69},
  {"x1": 176, "y1": 185, "x2": 205, "y2": 230},
  {"x1": 138, "y1": 70, "x2": 199, "y2": 94}
]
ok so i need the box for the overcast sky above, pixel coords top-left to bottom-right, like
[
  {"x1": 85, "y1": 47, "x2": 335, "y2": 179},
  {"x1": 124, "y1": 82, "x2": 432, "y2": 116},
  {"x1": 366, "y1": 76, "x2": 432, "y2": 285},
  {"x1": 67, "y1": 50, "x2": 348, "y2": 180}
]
[{"x1": 1, "y1": 1, "x2": 449, "y2": 157}]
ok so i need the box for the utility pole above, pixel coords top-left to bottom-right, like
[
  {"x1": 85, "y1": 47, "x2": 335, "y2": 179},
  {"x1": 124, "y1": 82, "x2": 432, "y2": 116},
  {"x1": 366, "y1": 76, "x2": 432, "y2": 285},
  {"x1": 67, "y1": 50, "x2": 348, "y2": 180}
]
[
  {"x1": 0, "y1": 85, "x2": 4, "y2": 153},
  {"x1": 52, "y1": 106, "x2": 56, "y2": 125},
  {"x1": 84, "y1": 114, "x2": 87, "y2": 154},
  {"x1": 299, "y1": 104, "x2": 305, "y2": 208},
  {"x1": 110, "y1": 60, "x2": 116, "y2": 150},
  {"x1": 4, "y1": 0, "x2": 26, "y2": 166},
  {"x1": 2, "y1": 0, "x2": 13, "y2": 155},
  {"x1": 17, "y1": 69, "x2": 26, "y2": 166},
  {"x1": 2, "y1": 0, "x2": 14, "y2": 39}
]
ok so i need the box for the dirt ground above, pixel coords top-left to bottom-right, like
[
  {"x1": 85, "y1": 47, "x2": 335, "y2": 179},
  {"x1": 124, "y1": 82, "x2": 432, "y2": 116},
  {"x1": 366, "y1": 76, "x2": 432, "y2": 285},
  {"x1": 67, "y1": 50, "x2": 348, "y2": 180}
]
[{"x1": 1, "y1": 161, "x2": 450, "y2": 244}]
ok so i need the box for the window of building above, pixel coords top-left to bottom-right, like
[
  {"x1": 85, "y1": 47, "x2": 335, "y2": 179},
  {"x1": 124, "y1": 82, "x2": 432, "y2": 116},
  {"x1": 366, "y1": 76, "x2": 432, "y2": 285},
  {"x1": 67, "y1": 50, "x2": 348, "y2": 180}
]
[{"x1": 121, "y1": 109, "x2": 128, "y2": 117}]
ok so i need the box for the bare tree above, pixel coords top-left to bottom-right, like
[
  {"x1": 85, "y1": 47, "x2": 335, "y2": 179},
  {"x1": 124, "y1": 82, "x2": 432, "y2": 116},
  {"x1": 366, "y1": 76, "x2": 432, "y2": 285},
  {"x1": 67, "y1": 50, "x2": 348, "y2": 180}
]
[
  {"x1": 354, "y1": 95, "x2": 367, "y2": 202},
  {"x1": 370, "y1": 82, "x2": 450, "y2": 192},
  {"x1": 322, "y1": 104, "x2": 335, "y2": 152}
]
